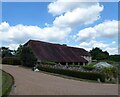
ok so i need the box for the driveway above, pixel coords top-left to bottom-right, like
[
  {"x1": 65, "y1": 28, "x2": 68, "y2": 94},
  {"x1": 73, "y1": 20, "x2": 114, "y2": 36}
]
[{"x1": 2, "y1": 65, "x2": 118, "y2": 95}]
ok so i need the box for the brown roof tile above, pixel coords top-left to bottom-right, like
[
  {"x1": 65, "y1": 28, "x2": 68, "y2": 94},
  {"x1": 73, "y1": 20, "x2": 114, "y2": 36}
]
[{"x1": 25, "y1": 40, "x2": 91, "y2": 63}]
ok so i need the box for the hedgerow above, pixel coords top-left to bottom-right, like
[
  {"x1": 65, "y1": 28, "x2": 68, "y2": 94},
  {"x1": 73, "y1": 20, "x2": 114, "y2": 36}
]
[
  {"x1": 2, "y1": 57, "x2": 21, "y2": 65},
  {"x1": 38, "y1": 66, "x2": 105, "y2": 82}
]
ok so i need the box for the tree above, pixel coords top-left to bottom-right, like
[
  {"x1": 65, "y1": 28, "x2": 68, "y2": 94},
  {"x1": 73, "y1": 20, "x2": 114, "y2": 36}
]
[
  {"x1": 90, "y1": 47, "x2": 109, "y2": 60},
  {"x1": 1, "y1": 47, "x2": 13, "y2": 58},
  {"x1": 109, "y1": 55, "x2": 120, "y2": 62},
  {"x1": 20, "y1": 46, "x2": 37, "y2": 67},
  {"x1": 14, "y1": 45, "x2": 23, "y2": 57}
]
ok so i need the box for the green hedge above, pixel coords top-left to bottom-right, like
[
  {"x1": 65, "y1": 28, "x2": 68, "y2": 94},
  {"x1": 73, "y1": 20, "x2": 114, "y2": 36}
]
[
  {"x1": 41, "y1": 61, "x2": 56, "y2": 65},
  {"x1": 2, "y1": 57, "x2": 21, "y2": 65},
  {"x1": 83, "y1": 64, "x2": 96, "y2": 70},
  {"x1": 38, "y1": 66, "x2": 105, "y2": 82}
]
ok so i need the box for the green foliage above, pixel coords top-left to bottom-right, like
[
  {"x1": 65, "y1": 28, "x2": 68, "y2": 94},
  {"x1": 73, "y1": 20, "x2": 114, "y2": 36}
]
[
  {"x1": 20, "y1": 46, "x2": 37, "y2": 67},
  {"x1": 41, "y1": 61, "x2": 56, "y2": 65},
  {"x1": 101, "y1": 66, "x2": 118, "y2": 80},
  {"x1": 90, "y1": 47, "x2": 109, "y2": 60},
  {"x1": 38, "y1": 66, "x2": 105, "y2": 82},
  {"x1": 14, "y1": 45, "x2": 23, "y2": 57},
  {"x1": 1, "y1": 47, "x2": 13, "y2": 58},
  {"x1": 2, "y1": 57, "x2": 21, "y2": 65},
  {"x1": 2, "y1": 70, "x2": 14, "y2": 97},
  {"x1": 83, "y1": 64, "x2": 96, "y2": 70},
  {"x1": 90, "y1": 47, "x2": 120, "y2": 63},
  {"x1": 109, "y1": 55, "x2": 120, "y2": 62}
]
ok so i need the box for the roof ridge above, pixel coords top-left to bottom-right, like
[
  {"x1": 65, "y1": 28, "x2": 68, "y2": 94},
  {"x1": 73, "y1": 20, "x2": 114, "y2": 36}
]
[{"x1": 29, "y1": 40, "x2": 84, "y2": 50}]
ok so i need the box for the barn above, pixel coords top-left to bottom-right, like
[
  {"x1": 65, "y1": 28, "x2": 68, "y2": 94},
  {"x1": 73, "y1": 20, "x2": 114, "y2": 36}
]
[{"x1": 25, "y1": 40, "x2": 92, "y2": 65}]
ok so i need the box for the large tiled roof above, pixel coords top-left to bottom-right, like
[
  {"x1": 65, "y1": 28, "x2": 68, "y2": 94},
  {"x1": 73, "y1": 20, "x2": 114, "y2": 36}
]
[{"x1": 25, "y1": 40, "x2": 91, "y2": 63}]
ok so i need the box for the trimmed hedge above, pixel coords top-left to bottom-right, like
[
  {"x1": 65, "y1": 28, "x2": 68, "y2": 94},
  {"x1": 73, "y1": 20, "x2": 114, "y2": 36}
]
[
  {"x1": 83, "y1": 64, "x2": 96, "y2": 70},
  {"x1": 41, "y1": 61, "x2": 56, "y2": 65},
  {"x1": 38, "y1": 66, "x2": 105, "y2": 82},
  {"x1": 2, "y1": 57, "x2": 21, "y2": 65}
]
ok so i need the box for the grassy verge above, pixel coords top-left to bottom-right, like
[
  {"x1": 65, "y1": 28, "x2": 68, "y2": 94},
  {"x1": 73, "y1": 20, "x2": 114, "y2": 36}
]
[{"x1": 1, "y1": 70, "x2": 14, "y2": 97}]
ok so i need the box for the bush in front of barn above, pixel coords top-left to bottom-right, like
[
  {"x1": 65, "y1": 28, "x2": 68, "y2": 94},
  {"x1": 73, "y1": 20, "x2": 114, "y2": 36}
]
[
  {"x1": 41, "y1": 61, "x2": 56, "y2": 65},
  {"x1": 20, "y1": 46, "x2": 37, "y2": 67},
  {"x1": 83, "y1": 64, "x2": 96, "y2": 70},
  {"x1": 37, "y1": 66, "x2": 105, "y2": 82},
  {"x1": 2, "y1": 57, "x2": 21, "y2": 65}
]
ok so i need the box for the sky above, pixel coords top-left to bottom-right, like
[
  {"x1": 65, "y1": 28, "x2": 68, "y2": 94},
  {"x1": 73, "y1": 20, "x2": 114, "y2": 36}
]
[{"x1": 0, "y1": 1, "x2": 119, "y2": 55}]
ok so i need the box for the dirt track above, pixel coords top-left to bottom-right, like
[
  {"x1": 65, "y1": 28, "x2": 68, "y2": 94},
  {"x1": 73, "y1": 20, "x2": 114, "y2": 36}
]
[{"x1": 2, "y1": 65, "x2": 118, "y2": 95}]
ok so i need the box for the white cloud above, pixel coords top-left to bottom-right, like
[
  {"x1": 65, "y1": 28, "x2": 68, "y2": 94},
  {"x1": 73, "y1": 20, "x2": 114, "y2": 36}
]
[
  {"x1": 48, "y1": 0, "x2": 99, "y2": 16},
  {"x1": 76, "y1": 40, "x2": 118, "y2": 55},
  {"x1": 48, "y1": 0, "x2": 103, "y2": 29},
  {"x1": 77, "y1": 40, "x2": 109, "y2": 49},
  {"x1": 0, "y1": 21, "x2": 10, "y2": 32},
  {"x1": 94, "y1": 20, "x2": 118, "y2": 38},
  {"x1": 51, "y1": 2, "x2": 103, "y2": 28},
  {"x1": 76, "y1": 20, "x2": 118, "y2": 42},
  {"x1": 8, "y1": 44, "x2": 19, "y2": 50},
  {"x1": 76, "y1": 27, "x2": 96, "y2": 41},
  {"x1": 0, "y1": 22, "x2": 71, "y2": 49},
  {"x1": 105, "y1": 47, "x2": 118, "y2": 55}
]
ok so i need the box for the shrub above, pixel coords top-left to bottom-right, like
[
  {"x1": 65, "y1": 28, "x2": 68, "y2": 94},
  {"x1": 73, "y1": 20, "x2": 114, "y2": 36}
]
[
  {"x1": 101, "y1": 66, "x2": 118, "y2": 80},
  {"x1": 41, "y1": 61, "x2": 56, "y2": 65},
  {"x1": 2, "y1": 57, "x2": 21, "y2": 65},
  {"x1": 70, "y1": 65, "x2": 80, "y2": 67},
  {"x1": 83, "y1": 64, "x2": 96, "y2": 70},
  {"x1": 20, "y1": 46, "x2": 37, "y2": 67},
  {"x1": 38, "y1": 66, "x2": 105, "y2": 82}
]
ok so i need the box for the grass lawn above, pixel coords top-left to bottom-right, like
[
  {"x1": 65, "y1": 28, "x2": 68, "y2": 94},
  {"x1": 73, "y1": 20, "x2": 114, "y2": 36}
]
[{"x1": 0, "y1": 70, "x2": 14, "y2": 97}]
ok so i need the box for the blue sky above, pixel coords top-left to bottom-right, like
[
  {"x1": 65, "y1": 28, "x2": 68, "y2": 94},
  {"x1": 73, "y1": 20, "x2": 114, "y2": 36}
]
[
  {"x1": 1, "y1": 1, "x2": 119, "y2": 55},
  {"x1": 2, "y1": 2, "x2": 118, "y2": 26},
  {"x1": 2, "y1": 2, "x2": 54, "y2": 27}
]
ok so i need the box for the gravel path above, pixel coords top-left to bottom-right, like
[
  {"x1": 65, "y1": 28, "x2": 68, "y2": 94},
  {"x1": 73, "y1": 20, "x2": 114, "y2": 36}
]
[{"x1": 2, "y1": 65, "x2": 118, "y2": 95}]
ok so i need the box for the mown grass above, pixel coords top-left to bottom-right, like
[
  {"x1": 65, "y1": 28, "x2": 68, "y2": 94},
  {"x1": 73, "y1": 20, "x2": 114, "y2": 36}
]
[{"x1": 1, "y1": 70, "x2": 14, "y2": 97}]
